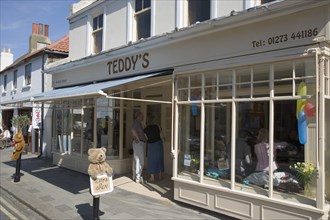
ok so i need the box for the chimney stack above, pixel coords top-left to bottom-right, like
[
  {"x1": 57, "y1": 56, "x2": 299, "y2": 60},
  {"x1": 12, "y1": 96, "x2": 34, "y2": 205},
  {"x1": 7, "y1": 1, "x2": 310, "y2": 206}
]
[
  {"x1": 32, "y1": 23, "x2": 37, "y2": 35},
  {"x1": 0, "y1": 48, "x2": 14, "y2": 71},
  {"x1": 29, "y1": 23, "x2": 51, "y2": 53},
  {"x1": 44, "y1": 25, "x2": 49, "y2": 37},
  {"x1": 38, "y1": 23, "x2": 43, "y2": 35}
]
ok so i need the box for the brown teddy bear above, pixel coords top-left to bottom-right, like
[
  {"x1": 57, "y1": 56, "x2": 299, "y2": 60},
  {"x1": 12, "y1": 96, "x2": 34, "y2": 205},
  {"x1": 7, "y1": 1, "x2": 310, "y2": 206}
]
[
  {"x1": 11, "y1": 130, "x2": 25, "y2": 160},
  {"x1": 88, "y1": 147, "x2": 113, "y2": 180}
]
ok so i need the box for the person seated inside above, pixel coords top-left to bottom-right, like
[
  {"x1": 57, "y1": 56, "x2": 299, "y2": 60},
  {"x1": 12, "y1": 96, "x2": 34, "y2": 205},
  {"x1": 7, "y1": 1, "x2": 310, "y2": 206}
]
[
  {"x1": 254, "y1": 128, "x2": 288, "y2": 172},
  {"x1": 226, "y1": 130, "x2": 252, "y2": 178}
]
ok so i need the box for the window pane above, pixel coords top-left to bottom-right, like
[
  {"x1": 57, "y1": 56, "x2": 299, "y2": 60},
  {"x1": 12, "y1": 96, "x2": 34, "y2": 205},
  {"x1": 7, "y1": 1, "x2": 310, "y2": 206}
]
[
  {"x1": 93, "y1": 30, "x2": 103, "y2": 53},
  {"x1": 136, "y1": 10, "x2": 150, "y2": 39},
  {"x1": 204, "y1": 72, "x2": 217, "y2": 100},
  {"x1": 273, "y1": 99, "x2": 317, "y2": 199},
  {"x1": 93, "y1": 17, "x2": 98, "y2": 30},
  {"x1": 274, "y1": 61, "x2": 293, "y2": 96},
  {"x1": 98, "y1": 14, "x2": 103, "y2": 28},
  {"x1": 177, "y1": 104, "x2": 201, "y2": 182},
  {"x1": 71, "y1": 108, "x2": 82, "y2": 154},
  {"x1": 96, "y1": 99, "x2": 120, "y2": 159},
  {"x1": 238, "y1": 101, "x2": 269, "y2": 196},
  {"x1": 218, "y1": 70, "x2": 232, "y2": 99},
  {"x1": 188, "y1": 0, "x2": 210, "y2": 25},
  {"x1": 236, "y1": 67, "x2": 251, "y2": 98},
  {"x1": 135, "y1": 0, "x2": 142, "y2": 11},
  {"x1": 13, "y1": 70, "x2": 17, "y2": 88},
  {"x1": 54, "y1": 109, "x2": 63, "y2": 153},
  {"x1": 25, "y1": 64, "x2": 31, "y2": 85},
  {"x1": 203, "y1": 103, "x2": 231, "y2": 189},
  {"x1": 4, "y1": 75, "x2": 7, "y2": 90},
  {"x1": 82, "y1": 108, "x2": 94, "y2": 155},
  {"x1": 177, "y1": 76, "x2": 188, "y2": 101},
  {"x1": 143, "y1": 0, "x2": 150, "y2": 9}
]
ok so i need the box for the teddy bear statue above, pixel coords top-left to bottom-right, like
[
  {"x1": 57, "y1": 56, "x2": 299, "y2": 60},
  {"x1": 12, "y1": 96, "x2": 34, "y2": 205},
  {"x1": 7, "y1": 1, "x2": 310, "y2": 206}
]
[
  {"x1": 88, "y1": 147, "x2": 113, "y2": 180},
  {"x1": 11, "y1": 129, "x2": 25, "y2": 160}
]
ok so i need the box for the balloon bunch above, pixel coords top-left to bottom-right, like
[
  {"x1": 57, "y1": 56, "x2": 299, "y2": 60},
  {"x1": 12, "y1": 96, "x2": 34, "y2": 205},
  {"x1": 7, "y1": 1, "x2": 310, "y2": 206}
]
[{"x1": 296, "y1": 82, "x2": 316, "y2": 144}]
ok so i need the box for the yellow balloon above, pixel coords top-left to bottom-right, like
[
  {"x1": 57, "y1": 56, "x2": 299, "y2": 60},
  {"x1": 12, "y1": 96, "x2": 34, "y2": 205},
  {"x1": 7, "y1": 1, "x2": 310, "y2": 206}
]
[{"x1": 296, "y1": 82, "x2": 307, "y2": 119}]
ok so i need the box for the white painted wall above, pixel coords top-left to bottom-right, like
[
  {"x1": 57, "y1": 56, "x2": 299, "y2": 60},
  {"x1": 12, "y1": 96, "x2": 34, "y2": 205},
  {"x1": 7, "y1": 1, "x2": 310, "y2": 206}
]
[{"x1": 68, "y1": 0, "x2": 250, "y2": 61}]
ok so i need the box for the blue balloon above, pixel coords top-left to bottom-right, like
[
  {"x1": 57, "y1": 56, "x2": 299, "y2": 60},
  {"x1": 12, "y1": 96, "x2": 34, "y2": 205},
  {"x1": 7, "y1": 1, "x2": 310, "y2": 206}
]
[{"x1": 297, "y1": 110, "x2": 307, "y2": 144}]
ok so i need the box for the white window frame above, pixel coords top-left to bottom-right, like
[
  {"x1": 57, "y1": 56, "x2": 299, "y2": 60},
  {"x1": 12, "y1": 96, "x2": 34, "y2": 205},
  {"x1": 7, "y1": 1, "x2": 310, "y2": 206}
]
[
  {"x1": 91, "y1": 13, "x2": 104, "y2": 54},
  {"x1": 25, "y1": 63, "x2": 31, "y2": 86},
  {"x1": 3, "y1": 74, "x2": 7, "y2": 91},
  {"x1": 134, "y1": 0, "x2": 151, "y2": 41},
  {"x1": 183, "y1": 0, "x2": 211, "y2": 27},
  {"x1": 13, "y1": 69, "x2": 17, "y2": 90}
]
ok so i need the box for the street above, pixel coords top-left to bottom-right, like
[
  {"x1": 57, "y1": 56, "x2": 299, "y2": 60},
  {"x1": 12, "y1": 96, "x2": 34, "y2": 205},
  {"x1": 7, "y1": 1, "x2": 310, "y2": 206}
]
[{"x1": 0, "y1": 187, "x2": 45, "y2": 220}]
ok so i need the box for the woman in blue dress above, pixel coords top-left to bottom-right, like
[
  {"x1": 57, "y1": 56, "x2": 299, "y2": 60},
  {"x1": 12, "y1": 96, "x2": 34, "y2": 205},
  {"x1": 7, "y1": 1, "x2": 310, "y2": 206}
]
[{"x1": 144, "y1": 116, "x2": 164, "y2": 182}]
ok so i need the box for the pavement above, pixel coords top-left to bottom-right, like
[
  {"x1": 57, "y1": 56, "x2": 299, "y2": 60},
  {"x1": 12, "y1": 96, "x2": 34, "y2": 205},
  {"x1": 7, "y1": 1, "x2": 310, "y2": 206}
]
[{"x1": 0, "y1": 147, "x2": 235, "y2": 220}]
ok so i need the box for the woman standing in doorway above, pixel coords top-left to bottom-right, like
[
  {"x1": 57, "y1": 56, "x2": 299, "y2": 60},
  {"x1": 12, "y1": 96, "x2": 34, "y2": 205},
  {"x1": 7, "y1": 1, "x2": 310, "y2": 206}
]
[{"x1": 144, "y1": 115, "x2": 164, "y2": 182}]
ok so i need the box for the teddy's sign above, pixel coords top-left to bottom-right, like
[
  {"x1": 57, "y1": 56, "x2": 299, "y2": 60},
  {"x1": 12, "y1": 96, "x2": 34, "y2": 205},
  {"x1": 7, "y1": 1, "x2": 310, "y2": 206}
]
[{"x1": 90, "y1": 174, "x2": 113, "y2": 196}]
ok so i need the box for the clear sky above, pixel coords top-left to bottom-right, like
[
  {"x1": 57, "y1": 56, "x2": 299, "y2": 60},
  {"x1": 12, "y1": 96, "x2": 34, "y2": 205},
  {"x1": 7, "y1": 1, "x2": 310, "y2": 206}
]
[{"x1": 0, "y1": 0, "x2": 79, "y2": 61}]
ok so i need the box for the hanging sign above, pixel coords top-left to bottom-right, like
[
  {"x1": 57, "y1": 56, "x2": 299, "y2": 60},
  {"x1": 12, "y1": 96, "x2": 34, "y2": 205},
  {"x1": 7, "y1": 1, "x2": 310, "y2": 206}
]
[
  {"x1": 90, "y1": 174, "x2": 114, "y2": 196},
  {"x1": 33, "y1": 103, "x2": 42, "y2": 129}
]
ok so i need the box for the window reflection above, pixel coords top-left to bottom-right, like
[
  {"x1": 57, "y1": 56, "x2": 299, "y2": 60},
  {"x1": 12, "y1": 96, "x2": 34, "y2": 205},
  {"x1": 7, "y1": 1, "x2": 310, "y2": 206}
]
[{"x1": 176, "y1": 58, "x2": 318, "y2": 202}]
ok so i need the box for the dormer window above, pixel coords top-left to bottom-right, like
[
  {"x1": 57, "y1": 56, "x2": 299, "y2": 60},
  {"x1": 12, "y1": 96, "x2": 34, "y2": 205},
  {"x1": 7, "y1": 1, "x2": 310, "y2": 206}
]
[
  {"x1": 187, "y1": 0, "x2": 210, "y2": 25},
  {"x1": 135, "y1": 0, "x2": 151, "y2": 40},
  {"x1": 92, "y1": 14, "x2": 103, "y2": 54}
]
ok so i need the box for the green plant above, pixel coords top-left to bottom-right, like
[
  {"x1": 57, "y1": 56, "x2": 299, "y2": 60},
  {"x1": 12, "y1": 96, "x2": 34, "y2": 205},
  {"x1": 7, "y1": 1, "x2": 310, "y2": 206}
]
[
  {"x1": 11, "y1": 115, "x2": 31, "y2": 130},
  {"x1": 290, "y1": 162, "x2": 318, "y2": 194}
]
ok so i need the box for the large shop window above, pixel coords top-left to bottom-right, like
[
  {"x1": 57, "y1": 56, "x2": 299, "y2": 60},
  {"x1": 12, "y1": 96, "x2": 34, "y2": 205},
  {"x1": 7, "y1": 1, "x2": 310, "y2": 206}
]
[
  {"x1": 53, "y1": 99, "x2": 94, "y2": 156},
  {"x1": 96, "y1": 97, "x2": 120, "y2": 158},
  {"x1": 175, "y1": 58, "x2": 318, "y2": 203},
  {"x1": 135, "y1": 0, "x2": 151, "y2": 40}
]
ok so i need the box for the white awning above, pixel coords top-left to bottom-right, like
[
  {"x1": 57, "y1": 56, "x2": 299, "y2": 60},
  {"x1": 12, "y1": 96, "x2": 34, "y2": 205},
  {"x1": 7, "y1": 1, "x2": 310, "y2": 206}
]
[
  {"x1": 32, "y1": 71, "x2": 170, "y2": 102},
  {"x1": 1, "y1": 95, "x2": 34, "y2": 105}
]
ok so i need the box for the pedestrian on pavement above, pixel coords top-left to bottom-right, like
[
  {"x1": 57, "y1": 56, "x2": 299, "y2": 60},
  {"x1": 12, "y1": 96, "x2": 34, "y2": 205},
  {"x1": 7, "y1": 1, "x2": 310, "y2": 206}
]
[
  {"x1": 144, "y1": 114, "x2": 164, "y2": 182},
  {"x1": 131, "y1": 110, "x2": 146, "y2": 183},
  {"x1": 0, "y1": 125, "x2": 11, "y2": 149},
  {"x1": 28, "y1": 122, "x2": 33, "y2": 154}
]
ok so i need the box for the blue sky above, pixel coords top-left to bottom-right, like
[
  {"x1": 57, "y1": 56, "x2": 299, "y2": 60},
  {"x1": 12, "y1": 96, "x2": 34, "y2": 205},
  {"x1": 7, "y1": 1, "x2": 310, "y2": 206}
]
[{"x1": 0, "y1": 0, "x2": 79, "y2": 61}]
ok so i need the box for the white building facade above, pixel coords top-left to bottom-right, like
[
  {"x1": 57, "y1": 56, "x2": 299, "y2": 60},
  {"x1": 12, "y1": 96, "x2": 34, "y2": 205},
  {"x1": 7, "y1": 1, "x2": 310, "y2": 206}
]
[
  {"x1": 0, "y1": 24, "x2": 68, "y2": 155},
  {"x1": 39, "y1": 0, "x2": 329, "y2": 219}
]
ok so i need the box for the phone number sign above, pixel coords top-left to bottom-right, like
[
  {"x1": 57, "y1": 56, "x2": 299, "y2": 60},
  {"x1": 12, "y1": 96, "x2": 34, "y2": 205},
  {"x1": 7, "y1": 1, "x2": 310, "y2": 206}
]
[{"x1": 252, "y1": 28, "x2": 319, "y2": 49}]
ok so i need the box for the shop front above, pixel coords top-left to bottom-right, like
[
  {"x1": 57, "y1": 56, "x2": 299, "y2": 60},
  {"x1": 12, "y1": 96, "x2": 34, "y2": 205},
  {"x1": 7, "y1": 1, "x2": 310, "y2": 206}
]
[
  {"x1": 170, "y1": 3, "x2": 330, "y2": 220},
  {"x1": 39, "y1": 1, "x2": 329, "y2": 219}
]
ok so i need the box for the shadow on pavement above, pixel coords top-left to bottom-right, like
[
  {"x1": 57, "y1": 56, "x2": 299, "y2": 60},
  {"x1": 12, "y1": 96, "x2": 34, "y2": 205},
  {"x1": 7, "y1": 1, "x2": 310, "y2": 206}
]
[
  {"x1": 75, "y1": 203, "x2": 105, "y2": 220},
  {"x1": 4, "y1": 156, "x2": 90, "y2": 194}
]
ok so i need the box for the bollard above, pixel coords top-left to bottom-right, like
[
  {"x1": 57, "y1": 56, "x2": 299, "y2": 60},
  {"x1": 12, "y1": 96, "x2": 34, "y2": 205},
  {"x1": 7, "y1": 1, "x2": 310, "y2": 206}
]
[
  {"x1": 92, "y1": 196, "x2": 100, "y2": 220},
  {"x1": 13, "y1": 153, "x2": 22, "y2": 182}
]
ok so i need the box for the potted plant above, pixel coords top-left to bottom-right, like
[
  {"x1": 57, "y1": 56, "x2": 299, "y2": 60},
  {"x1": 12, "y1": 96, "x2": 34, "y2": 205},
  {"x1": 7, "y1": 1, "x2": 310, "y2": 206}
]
[
  {"x1": 290, "y1": 162, "x2": 318, "y2": 197},
  {"x1": 11, "y1": 114, "x2": 31, "y2": 131}
]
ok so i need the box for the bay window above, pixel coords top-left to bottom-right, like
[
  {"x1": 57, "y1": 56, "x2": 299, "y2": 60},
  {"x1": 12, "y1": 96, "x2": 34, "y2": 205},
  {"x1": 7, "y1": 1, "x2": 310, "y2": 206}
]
[{"x1": 175, "y1": 57, "x2": 318, "y2": 204}]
